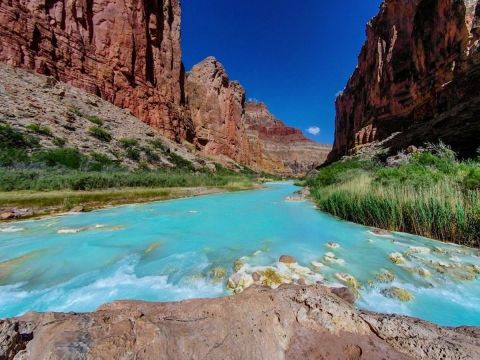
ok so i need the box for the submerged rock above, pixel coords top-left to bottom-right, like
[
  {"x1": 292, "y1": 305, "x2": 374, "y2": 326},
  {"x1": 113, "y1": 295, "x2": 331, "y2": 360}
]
[
  {"x1": 370, "y1": 229, "x2": 393, "y2": 236},
  {"x1": 381, "y1": 287, "x2": 415, "y2": 302},
  {"x1": 57, "y1": 227, "x2": 88, "y2": 234},
  {"x1": 227, "y1": 272, "x2": 254, "y2": 293},
  {"x1": 375, "y1": 270, "x2": 396, "y2": 283},
  {"x1": 406, "y1": 267, "x2": 432, "y2": 278},
  {"x1": 389, "y1": 252, "x2": 406, "y2": 265},
  {"x1": 335, "y1": 272, "x2": 360, "y2": 290},
  {"x1": 279, "y1": 255, "x2": 297, "y2": 264},
  {"x1": 210, "y1": 267, "x2": 226, "y2": 281},
  {"x1": 405, "y1": 246, "x2": 431, "y2": 256},
  {"x1": 326, "y1": 242, "x2": 340, "y2": 249},
  {"x1": 311, "y1": 261, "x2": 324, "y2": 269},
  {"x1": 260, "y1": 268, "x2": 287, "y2": 288}
]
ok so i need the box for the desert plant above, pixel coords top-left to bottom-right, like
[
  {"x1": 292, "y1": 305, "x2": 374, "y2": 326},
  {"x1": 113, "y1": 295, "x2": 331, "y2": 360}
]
[
  {"x1": 119, "y1": 137, "x2": 139, "y2": 148},
  {"x1": 88, "y1": 126, "x2": 112, "y2": 142},
  {"x1": 85, "y1": 115, "x2": 104, "y2": 126},
  {"x1": 26, "y1": 123, "x2": 52, "y2": 136}
]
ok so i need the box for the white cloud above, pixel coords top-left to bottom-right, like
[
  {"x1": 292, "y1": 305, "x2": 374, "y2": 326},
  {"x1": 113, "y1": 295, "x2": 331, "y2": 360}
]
[{"x1": 307, "y1": 126, "x2": 321, "y2": 136}]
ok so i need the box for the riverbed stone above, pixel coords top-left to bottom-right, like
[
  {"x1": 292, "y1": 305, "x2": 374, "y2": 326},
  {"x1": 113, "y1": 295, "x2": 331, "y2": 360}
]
[
  {"x1": 382, "y1": 287, "x2": 415, "y2": 302},
  {"x1": 279, "y1": 255, "x2": 296, "y2": 264},
  {"x1": 389, "y1": 252, "x2": 406, "y2": 265}
]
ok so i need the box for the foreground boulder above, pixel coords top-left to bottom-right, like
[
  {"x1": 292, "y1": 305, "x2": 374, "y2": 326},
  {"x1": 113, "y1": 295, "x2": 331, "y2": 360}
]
[{"x1": 1, "y1": 285, "x2": 479, "y2": 359}]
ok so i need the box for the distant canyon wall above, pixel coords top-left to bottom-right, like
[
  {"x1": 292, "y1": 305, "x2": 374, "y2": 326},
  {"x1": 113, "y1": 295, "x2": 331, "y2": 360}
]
[
  {"x1": 0, "y1": 0, "x2": 329, "y2": 174},
  {"x1": 330, "y1": 0, "x2": 480, "y2": 161},
  {"x1": 185, "y1": 57, "x2": 330, "y2": 174}
]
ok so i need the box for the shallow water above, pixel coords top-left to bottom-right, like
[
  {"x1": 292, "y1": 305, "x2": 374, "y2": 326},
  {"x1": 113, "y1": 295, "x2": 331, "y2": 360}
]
[{"x1": 0, "y1": 182, "x2": 479, "y2": 326}]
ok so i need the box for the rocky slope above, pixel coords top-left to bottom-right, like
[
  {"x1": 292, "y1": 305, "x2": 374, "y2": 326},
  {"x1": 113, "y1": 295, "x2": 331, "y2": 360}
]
[
  {"x1": 1, "y1": 285, "x2": 479, "y2": 360},
  {"x1": 0, "y1": 0, "x2": 193, "y2": 142},
  {"x1": 0, "y1": 1, "x2": 329, "y2": 174},
  {"x1": 0, "y1": 63, "x2": 211, "y2": 171},
  {"x1": 185, "y1": 57, "x2": 330, "y2": 174},
  {"x1": 329, "y1": 0, "x2": 480, "y2": 161}
]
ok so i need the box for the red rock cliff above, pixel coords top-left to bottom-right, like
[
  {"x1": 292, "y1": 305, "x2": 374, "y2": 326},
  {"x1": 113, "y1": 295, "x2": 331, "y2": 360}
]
[
  {"x1": 330, "y1": 0, "x2": 480, "y2": 161},
  {"x1": 0, "y1": 0, "x2": 193, "y2": 141},
  {"x1": 185, "y1": 57, "x2": 330, "y2": 174},
  {"x1": 0, "y1": 1, "x2": 330, "y2": 173},
  {"x1": 244, "y1": 101, "x2": 331, "y2": 174}
]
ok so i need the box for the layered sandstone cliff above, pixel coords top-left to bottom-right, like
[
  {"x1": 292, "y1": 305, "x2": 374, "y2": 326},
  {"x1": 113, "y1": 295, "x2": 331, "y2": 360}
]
[
  {"x1": 0, "y1": 1, "x2": 329, "y2": 174},
  {"x1": 185, "y1": 57, "x2": 330, "y2": 174},
  {"x1": 330, "y1": 0, "x2": 480, "y2": 161},
  {"x1": 0, "y1": 0, "x2": 193, "y2": 141},
  {"x1": 1, "y1": 285, "x2": 479, "y2": 359},
  {"x1": 244, "y1": 101, "x2": 331, "y2": 174}
]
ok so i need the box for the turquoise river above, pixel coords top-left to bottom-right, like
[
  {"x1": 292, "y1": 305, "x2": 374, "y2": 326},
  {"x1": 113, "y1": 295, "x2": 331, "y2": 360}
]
[{"x1": 1, "y1": 182, "x2": 479, "y2": 326}]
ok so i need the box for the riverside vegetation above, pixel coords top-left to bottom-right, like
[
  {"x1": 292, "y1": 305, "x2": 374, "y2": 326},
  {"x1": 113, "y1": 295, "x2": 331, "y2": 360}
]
[
  {"x1": 306, "y1": 144, "x2": 480, "y2": 247},
  {"x1": 0, "y1": 123, "x2": 256, "y2": 213}
]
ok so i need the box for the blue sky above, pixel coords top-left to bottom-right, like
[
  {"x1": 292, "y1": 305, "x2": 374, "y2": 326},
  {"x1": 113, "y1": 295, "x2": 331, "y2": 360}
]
[{"x1": 181, "y1": 0, "x2": 383, "y2": 144}]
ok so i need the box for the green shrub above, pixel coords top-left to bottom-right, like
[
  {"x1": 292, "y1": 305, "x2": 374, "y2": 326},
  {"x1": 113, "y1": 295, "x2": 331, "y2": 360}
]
[
  {"x1": 85, "y1": 115, "x2": 103, "y2": 126},
  {"x1": 0, "y1": 123, "x2": 39, "y2": 149},
  {"x1": 307, "y1": 148, "x2": 480, "y2": 247},
  {"x1": 0, "y1": 169, "x2": 253, "y2": 192},
  {"x1": 0, "y1": 149, "x2": 29, "y2": 167},
  {"x1": 53, "y1": 137, "x2": 66, "y2": 147},
  {"x1": 88, "y1": 126, "x2": 112, "y2": 142},
  {"x1": 465, "y1": 167, "x2": 480, "y2": 190},
  {"x1": 87, "y1": 152, "x2": 119, "y2": 171},
  {"x1": 142, "y1": 146, "x2": 160, "y2": 162},
  {"x1": 119, "y1": 137, "x2": 139, "y2": 148},
  {"x1": 26, "y1": 123, "x2": 52, "y2": 136},
  {"x1": 149, "y1": 139, "x2": 166, "y2": 151},
  {"x1": 126, "y1": 147, "x2": 141, "y2": 161},
  {"x1": 31, "y1": 148, "x2": 85, "y2": 169},
  {"x1": 306, "y1": 159, "x2": 371, "y2": 187},
  {"x1": 69, "y1": 107, "x2": 83, "y2": 117},
  {"x1": 168, "y1": 152, "x2": 194, "y2": 170}
]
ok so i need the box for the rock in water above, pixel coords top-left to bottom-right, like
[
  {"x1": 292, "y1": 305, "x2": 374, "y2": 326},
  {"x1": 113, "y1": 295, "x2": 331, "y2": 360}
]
[
  {"x1": 1, "y1": 285, "x2": 479, "y2": 359},
  {"x1": 279, "y1": 255, "x2": 297, "y2": 264},
  {"x1": 381, "y1": 287, "x2": 415, "y2": 302}
]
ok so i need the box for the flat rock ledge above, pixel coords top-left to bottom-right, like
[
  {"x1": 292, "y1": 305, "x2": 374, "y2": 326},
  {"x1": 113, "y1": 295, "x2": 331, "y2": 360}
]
[{"x1": 1, "y1": 285, "x2": 479, "y2": 360}]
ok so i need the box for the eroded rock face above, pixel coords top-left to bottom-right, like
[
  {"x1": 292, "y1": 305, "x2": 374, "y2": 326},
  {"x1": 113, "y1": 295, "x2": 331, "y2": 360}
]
[
  {"x1": 1, "y1": 285, "x2": 479, "y2": 359},
  {"x1": 330, "y1": 0, "x2": 480, "y2": 161},
  {"x1": 0, "y1": 0, "x2": 194, "y2": 142},
  {"x1": 185, "y1": 57, "x2": 330, "y2": 175},
  {"x1": 244, "y1": 101, "x2": 331, "y2": 174},
  {"x1": 0, "y1": 3, "x2": 329, "y2": 174},
  {"x1": 185, "y1": 57, "x2": 251, "y2": 164}
]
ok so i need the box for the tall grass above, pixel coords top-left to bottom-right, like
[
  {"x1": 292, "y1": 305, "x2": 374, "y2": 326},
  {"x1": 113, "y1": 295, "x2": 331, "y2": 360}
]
[
  {"x1": 0, "y1": 169, "x2": 254, "y2": 192},
  {"x1": 307, "y1": 148, "x2": 480, "y2": 247}
]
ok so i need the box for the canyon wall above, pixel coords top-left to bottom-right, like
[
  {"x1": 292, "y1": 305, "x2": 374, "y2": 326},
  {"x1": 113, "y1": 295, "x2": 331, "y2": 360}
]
[
  {"x1": 329, "y1": 0, "x2": 480, "y2": 161},
  {"x1": 0, "y1": 0, "x2": 193, "y2": 141},
  {"x1": 244, "y1": 101, "x2": 331, "y2": 174},
  {"x1": 185, "y1": 57, "x2": 330, "y2": 174},
  {"x1": 0, "y1": 1, "x2": 329, "y2": 174}
]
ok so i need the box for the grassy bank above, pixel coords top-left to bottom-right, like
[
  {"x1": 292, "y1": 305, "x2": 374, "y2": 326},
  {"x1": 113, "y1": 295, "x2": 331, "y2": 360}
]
[
  {"x1": 0, "y1": 182, "x2": 257, "y2": 218},
  {"x1": 306, "y1": 145, "x2": 480, "y2": 247},
  {"x1": 0, "y1": 122, "x2": 260, "y2": 216}
]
